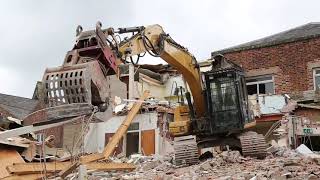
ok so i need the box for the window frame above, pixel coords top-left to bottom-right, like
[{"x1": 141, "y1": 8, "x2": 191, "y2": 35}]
[
  {"x1": 125, "y1": 122, "x2": 141, "y2": 155},
  {"x1": 313, "y1": 68, "x2": 320, "y2": 90},
  {"x1": 246, "y1": 75, "x2": 275, "y2": 95}
]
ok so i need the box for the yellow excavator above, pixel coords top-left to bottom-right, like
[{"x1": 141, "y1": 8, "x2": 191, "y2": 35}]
[{"x1": 42, "y1": 22, "x2": 267, "y2": 165}]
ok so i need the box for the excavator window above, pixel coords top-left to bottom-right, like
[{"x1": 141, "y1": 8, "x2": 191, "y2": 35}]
[
  {"x1": 210, "y1": 79, "x2": 237, "y2": 112},
  {"x1": 204, "y1": 70, "x2": 244, "y2": 133}
]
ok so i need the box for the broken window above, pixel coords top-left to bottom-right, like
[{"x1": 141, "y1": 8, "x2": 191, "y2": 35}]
[
  {"x1": 246, "y1": 75, "x2": 274, "y2": 95},
  {"x1": 314, "y1": 69, "x2": 320, "y2": 90}
]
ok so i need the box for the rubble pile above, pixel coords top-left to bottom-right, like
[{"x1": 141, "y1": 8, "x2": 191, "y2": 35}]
[{"x1": 84, "y1": 148, "x2": 320, "y2": 180}]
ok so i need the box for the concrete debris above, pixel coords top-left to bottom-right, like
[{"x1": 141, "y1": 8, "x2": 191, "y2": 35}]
[
  {"x1": 296, "y1": 144, "x2": 313, "y2": 155},
  {"x1": 295, "y1": 144, "x2": 320, "y2": 165},
  {"x1": 114, "y1": 96, "x2": 122, "y2": 105},
  {"x1": 113, "y1": 97, "x2": 170, "y2": 115},
  {"x1": 2, "y1": 102, "x2": 319, "y2": 180},
  {"x1": 267, "y1": 140, "x2": 280, "y2": 154},
  {"x1": 79, "y1": 149, "x2": 320, "y2": 179},
  {"x1": 114, "y1": 104, "x2": 127, "y2": 114}
]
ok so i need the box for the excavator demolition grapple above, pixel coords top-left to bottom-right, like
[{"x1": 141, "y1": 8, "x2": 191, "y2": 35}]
[{"x1": 41, "y1": 22, "x2": 267, "y2": 166}]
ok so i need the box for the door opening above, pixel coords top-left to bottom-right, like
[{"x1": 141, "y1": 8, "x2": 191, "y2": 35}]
[{"x1": 126, "y1": 132, "x2": 139, "y2": 156}]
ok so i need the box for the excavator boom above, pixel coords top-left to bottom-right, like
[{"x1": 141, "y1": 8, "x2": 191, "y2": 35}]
[{"x1": 115, "y1": 24, "x2": 205, "y2": 117}]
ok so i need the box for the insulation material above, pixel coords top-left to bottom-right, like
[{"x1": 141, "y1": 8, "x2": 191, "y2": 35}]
[
  {"x1": 248, "y1": 95, "x2": 261, "y2": 117},
  {"x1": 0, "y1": 149, "x2": 25, "y2": 179},
  {"x1": 248, "y1": 94, "x2": 287, "y2": 116},
  {"x1": 258, "y1": 95, "x2": 286, "y2": 114}
]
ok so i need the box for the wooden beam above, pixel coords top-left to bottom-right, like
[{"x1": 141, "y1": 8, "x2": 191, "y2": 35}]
[
  {"x1": 57, "y1": 161, "x2": 80, "y2": 179},
  {"x1": 0, "y1": 116, "x2": 84, "y2": 140},
  {"x1": 139, "y1": 73, "x2": 163, "y2": 86},
  {"x1": 80, "y1": 90, "x2": 150, "y2": 163},
  {"x1": 86, "y1": 162, "x2": 135, "y2": 171},
  {"x1": 103, "y1": 90, "x2": 149, "y2": 159},
  {"x1": 80, "y1": 153, "x2": 104, "y2": 164},
  {"x1": 0, "y1": 149, "x2": 25, "y2": 179},
  {"x1": 7, "y1": 162, "x2": 135, "y2": 175},
  {"x1": 58, "y1": 90, "x2": 149, "y2": 177},
  {"x1": 2, "y1": 173, "x2": 51, "y2": 180},
  {"x1": 7, "y1": 162, "x2": 70, "y2": 175}
]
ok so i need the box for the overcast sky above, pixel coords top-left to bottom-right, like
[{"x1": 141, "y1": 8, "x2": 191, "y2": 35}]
[{"x1": 0, "y1": 0, "x2": 319, "y2": 98}]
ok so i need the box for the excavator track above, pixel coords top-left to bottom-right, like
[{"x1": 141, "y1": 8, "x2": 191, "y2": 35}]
[
  {"x1": 240, "y1": 131, "x2": 268, "y2": 158},
  {"x1": 173, "y1": 135, "x2": 199, "y2": 166}
]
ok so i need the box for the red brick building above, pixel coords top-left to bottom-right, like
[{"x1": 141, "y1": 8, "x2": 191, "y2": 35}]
[
  {"x1": 211, "y1": 23, "x2": 320, "y2": 130},
  {"x1": 213, "y1": 23, "x2": 320, "y2": 97}
]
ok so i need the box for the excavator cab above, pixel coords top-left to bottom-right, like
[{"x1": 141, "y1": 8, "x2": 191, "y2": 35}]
[
  {"x1": 191, "y1": 55, "x2": 253, "y2": 135},
  {"x1": 203, "y1": 55, "x2": 253, "y2": 134}
]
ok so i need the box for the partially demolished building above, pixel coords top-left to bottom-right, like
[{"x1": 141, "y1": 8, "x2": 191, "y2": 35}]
[
  {"x1": 212, "y1": 22, "x2": 320, "y2": 149},
  {"x1": 1, "y1": 22, "x2": 320, "y2": 179}
]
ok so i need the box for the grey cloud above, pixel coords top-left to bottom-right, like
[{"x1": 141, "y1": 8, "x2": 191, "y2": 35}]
[{"x1": 0, "y1": 0, "x2": 319, "y2": 97}]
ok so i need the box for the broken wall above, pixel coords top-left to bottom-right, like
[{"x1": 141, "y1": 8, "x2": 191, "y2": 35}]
[
  {"x1": 133, "y1": 74, "x2": 189, "y2": 106},
  {"x1": 295, "y1": 107, "x2": 320, "y2": 122},
  {"x1": 84, "y1": 113, "x2": 159, "y2": 155},
  {"x1": 249, "y1": 94, "x2": 287, "y2": 117}
]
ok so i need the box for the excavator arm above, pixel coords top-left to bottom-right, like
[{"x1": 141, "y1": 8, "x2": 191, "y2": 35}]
[
  {"x1": 42, "y1": 23, "x2": 205, "y2": 117},
  {"x1": 98, "y1": 24, "x2": 206, "y2": 117}
]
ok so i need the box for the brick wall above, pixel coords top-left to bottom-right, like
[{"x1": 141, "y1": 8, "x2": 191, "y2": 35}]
[
  {"x1": 222, "y1": 37, "x2": 320, "y2": 95},
  {"x1": 23, "y1": 104, "x2": 64, "y2": 147},
  {"x1": 295, "y1": 108, "x2": 320, "y2": 122}
]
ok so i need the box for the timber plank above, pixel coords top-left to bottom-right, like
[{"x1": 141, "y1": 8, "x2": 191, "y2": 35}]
[
  {"x1": 7, "y1": 162, "x2": 135, "y2": 175},
  {"x1": 0, "y1": 149, "x2": 25, "y2": 179},
  {"x1": 2, "y1": 173, "x2": 49, "y2": 180}
]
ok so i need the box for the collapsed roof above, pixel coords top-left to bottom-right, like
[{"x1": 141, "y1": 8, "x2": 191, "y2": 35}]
[{"x1": 0, "y1": 93, "x2": 38, "y2": 119}]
